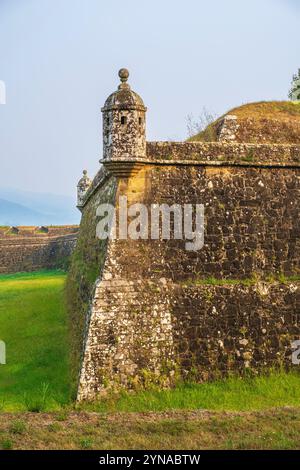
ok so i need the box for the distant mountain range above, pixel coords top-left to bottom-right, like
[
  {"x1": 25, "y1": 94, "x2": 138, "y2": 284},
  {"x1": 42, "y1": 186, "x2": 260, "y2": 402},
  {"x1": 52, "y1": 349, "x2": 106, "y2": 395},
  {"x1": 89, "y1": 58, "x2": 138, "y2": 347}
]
[{"x1": 0, "y1": 188, "x2": 80, "y2": 226}]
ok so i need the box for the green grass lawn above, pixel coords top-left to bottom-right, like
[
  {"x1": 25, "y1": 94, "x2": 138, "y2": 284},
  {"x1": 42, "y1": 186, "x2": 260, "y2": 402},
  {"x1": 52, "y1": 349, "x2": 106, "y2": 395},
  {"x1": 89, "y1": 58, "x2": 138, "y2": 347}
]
[{"x1": 0, "y1": 270, "x2": 70, "y2": 411}]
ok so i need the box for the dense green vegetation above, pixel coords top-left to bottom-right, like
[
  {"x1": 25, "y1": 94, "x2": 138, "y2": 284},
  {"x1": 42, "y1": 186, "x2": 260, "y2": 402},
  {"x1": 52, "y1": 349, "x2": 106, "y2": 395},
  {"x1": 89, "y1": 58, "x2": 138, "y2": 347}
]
[{"x1": 0, "y1": 270, "x2": 70, "y2": 411}]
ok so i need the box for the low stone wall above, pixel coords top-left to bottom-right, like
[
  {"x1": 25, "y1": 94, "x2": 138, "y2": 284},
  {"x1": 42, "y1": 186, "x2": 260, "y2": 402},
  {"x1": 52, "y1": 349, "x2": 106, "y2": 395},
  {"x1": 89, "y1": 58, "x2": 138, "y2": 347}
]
[
  {"x1": 146, "y1": 142, "x2": 300, "y2": 166},
  {"x1": 0, "y1": 227, "x2": 78, "y2": 274}
]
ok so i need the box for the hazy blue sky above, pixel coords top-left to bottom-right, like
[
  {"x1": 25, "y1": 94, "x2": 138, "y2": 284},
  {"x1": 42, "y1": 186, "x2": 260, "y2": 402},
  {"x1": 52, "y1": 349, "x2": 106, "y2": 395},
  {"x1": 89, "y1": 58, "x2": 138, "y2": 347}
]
[{"x1": 0, "y1": 0, "x2": 299, "y2": 197}]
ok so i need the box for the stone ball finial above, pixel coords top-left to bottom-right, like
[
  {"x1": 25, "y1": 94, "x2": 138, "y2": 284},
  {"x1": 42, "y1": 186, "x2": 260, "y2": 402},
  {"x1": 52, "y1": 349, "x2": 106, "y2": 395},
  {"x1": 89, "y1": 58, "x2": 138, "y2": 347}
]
[
  {"x1": 118, "y1": 68, "x2": 129, "y2": 83},
  {"x1": 83, "y1": 169, "x2": 88, "y2": 176}
]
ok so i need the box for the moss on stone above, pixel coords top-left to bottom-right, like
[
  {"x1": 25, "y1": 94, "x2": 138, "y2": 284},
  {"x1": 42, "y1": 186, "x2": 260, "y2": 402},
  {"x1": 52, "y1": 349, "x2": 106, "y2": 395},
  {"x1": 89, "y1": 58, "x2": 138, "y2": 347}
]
[
  {"x1": 65, "y1": 178, "x2": 117, "y2": 397},
  {"x1": 181, "y1": 274, "x2": 300, "y2": 287}
]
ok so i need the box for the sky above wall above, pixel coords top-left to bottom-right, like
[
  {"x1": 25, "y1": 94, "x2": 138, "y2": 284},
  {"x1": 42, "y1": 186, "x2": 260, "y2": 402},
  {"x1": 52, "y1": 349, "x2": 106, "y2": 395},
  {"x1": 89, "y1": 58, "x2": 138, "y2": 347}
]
[{"x1": 0, "y1": 0, "x2": 299, "y2": 197}]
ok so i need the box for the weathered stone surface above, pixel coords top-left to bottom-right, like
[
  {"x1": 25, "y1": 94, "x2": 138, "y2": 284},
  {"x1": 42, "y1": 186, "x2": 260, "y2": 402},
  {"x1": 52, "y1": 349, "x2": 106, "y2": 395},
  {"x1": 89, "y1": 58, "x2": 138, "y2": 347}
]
[
  {"x1": 78, "y1": 275, "x2": 174, "y2": 400},
  {"x1": 216, "y1": 115, "x2": 240, "y2": 142},
  {"x1": 172, "y1": 283, "x2": 300, "y2": 379},
  {"x1": 145, "y1": 142, "x2": 300, "y2": 166},
  {"x1": 101, "y1": 69, "x2": 146, "y2": 163},
  {"x1": 71, "y1": 161, "x2": 300, "y2": 400}
]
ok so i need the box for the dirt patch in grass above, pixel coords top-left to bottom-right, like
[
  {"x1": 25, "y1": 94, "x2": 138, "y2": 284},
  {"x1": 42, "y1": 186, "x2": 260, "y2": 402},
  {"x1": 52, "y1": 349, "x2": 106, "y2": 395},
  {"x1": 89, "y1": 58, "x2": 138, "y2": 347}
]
[{"x1": 0, "y1": 408, "x2": 299, "y2": 450}]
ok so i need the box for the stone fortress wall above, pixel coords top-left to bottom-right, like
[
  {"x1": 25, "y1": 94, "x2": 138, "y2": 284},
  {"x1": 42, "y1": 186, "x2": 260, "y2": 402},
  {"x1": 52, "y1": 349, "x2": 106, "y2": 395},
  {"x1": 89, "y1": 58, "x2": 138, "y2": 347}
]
[
  {"x1": 67, "y1": 70, "x2": 300, "y2": 400},
  {"x1": 0, "y1": 226, "x2": 78, "y2": 274}
]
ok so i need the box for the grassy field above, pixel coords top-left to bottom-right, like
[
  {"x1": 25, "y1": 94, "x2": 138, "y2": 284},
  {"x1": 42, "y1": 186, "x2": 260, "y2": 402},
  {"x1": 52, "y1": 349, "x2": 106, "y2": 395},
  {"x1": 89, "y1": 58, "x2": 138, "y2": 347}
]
[
  {"x1": 0, "y1": 270, "x2": 70, "y2": 411},
  {"x1": 0, "y1": 270, "x2": 300, "y2": 449},
  {"x1": 81, "y1": 371, "x2": 300, "y2": 413},
  {"x1": 0, "y1": 408, "x2": 299, "y2": 450}
]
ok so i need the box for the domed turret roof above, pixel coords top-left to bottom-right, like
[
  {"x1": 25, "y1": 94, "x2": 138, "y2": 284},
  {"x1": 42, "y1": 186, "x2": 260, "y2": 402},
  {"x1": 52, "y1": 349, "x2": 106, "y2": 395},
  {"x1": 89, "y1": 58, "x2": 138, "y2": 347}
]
[{"x1": 102, "y1": 69, "x2": 146, "y2": 111}]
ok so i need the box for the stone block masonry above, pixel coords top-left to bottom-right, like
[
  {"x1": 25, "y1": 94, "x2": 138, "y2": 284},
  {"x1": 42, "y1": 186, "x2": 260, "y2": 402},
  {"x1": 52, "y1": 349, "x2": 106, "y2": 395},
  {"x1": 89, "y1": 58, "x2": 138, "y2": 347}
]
[
  {"x1": 0, "y1": 226, "x2": 78, "y2": 274},
  {"x1": 172, "y1": 282, "x2": 300, "y2": 380},
  {"x1": 68, "y1": 70, "x2": 300, "y2": 400},
  {"x1": 77, "y1": 278, "x2": 300, "y2": 400},
  {"x1": 74, "y1": 160, "x2": 300, "y2": 400}
]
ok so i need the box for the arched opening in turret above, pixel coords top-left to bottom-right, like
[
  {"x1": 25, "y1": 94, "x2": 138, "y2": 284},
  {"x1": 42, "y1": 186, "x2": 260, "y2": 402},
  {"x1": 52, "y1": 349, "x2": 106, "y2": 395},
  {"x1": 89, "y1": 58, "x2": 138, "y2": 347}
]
[{"x1": 121, "y1": 116, "x2": 127, "y2": 125}]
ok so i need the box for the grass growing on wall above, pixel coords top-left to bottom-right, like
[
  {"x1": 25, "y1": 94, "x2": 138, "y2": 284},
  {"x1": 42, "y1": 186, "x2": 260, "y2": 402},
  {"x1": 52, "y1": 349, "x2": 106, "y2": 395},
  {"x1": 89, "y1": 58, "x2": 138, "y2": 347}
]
[
  {"x1": 80, "y1": 370, "x2": 300, "y2": 413},
  {"x1": 0, "y1": 270, "x2": 70, "y2": 411}
]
